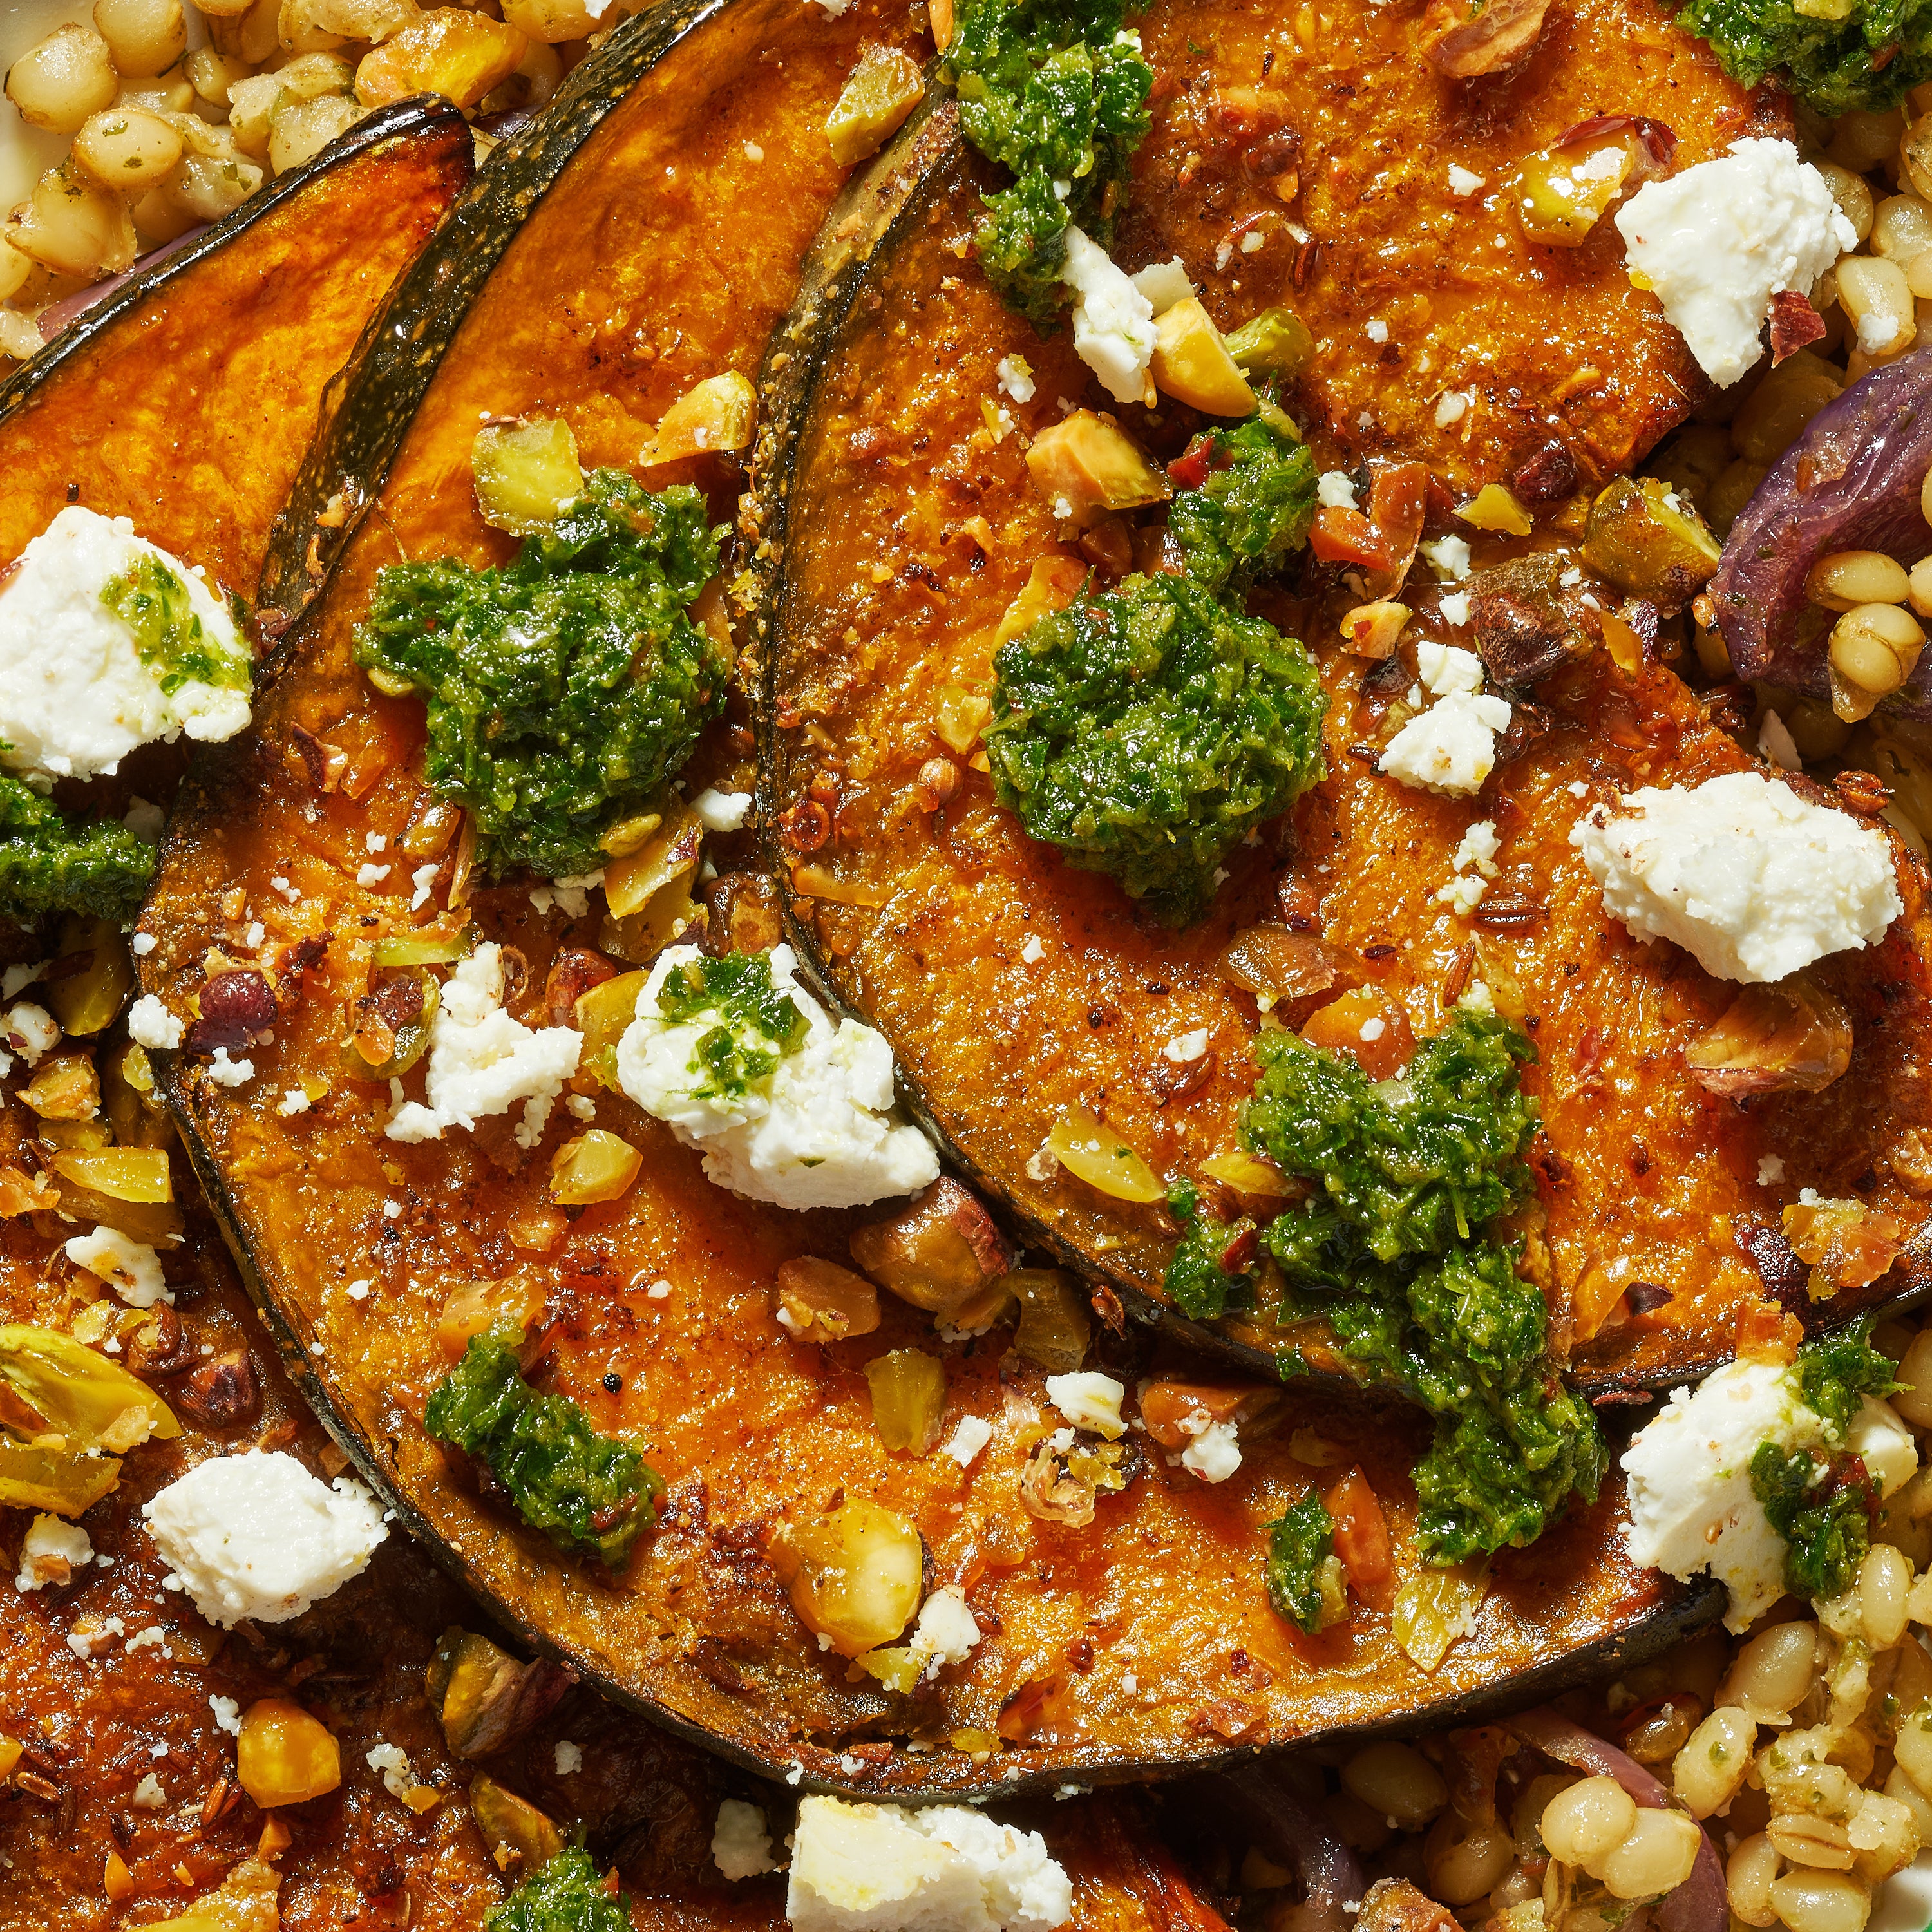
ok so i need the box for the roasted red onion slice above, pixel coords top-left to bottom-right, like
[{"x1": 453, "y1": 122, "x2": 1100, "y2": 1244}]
[
  {"x1": 1506, "y1": 1709, "x2": 1728, "y2": 1932},
  {"x1": 1179, "y1": 1771, "x2": 1365, "y2": 1932},
  {"x1": 1712, "y1": 346, "x2": 1932, "y2": 719}
]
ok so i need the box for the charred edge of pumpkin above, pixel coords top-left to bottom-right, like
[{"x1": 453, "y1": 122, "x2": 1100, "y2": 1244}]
[
  {"x1": 155, "y1": 1065, "x2": 1736, "y2": 1797},
  {"x1": 743, "y1": 102, "x2": 1340, "y2": 1390},
  {"x1": 0, "y1": 95, "x2": 473, "y2": 435},
  {"x1": 254, "y1": 0, "x2": 742, "y2": 632}
]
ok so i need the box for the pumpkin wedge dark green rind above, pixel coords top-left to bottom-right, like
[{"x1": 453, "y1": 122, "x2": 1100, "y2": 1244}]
[
  {"x1": 746, "y1": 97, "x2": 1932, "y2": 1409},
  {"x1": 0, "y1": 97, "x2": 468, "y2": 434},
  {"x1": 256, "y1": 0, "x2": 735, "y2": 631},
  {"x1": 0, "y1": 98, "x2": 471, "y2": 589}
]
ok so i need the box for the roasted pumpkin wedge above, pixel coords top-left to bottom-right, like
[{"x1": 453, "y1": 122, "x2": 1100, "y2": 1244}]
[
  {"x1": 1103, "y1": 0, "x2": 1785, "y2": 492},
  {"x1": 750, "y1": 106, "x2": 1932, "y2": 1396},
  {"x1": 136, "y1": 3, "x2": 1717, "y2": 1794},
  {"x1": 0, "y1": 99, "x2": 471, "y2": 592}
]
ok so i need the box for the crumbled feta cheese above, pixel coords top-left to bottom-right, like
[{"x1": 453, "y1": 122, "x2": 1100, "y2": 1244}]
[
  {"x1": 1045, "y1": 1371, "x2": 1126, "y2": 1440},
  {"x1": 1129, "y1": 258, "x2": 1192, "y2": 314},
  {"x1": 1571, "y1": 772, "x2": 1902, "y2": 983},
  {"x1": 66, "y1": 1226, "x2": 170, "y2": 1307},
  {"x1": 1161, "y1": 1028, "x2": 1209, "y2": 1063},
  {"x1": 410, "y1": 862, "x2": 440, "y2": 911},
  {"x1": 996, "y1": 354, "x2": 1037, "y2": 406},
  {"x1": 1019, "y1": 934, "x2": 1045, "y2": 965},
  {"x1": 15, "y1": 1513, "x2": 91, "y2": 1591},
  {"x1": 206, "y1": 1047, "x2": 254, "y2": 1088},
  {"x1": 346, "y1": 1278, "x2": 371, "y2": 1300},
  {"x1": 1446, "y1": 164, "x2": 1486, "y2": 196},
  {"x1": 910, "y1": 1584, "x2": 982, "y2": 1678},
  {"x1": 554, "y1": 1739, "x2": 583, "y2": 1776},
  {"x1": 787, "y1": 1797, "x2": 1074, "y2": 1932},
  {"x1": 529, "y1": 871, "x2": 603, "y2": 920},
  {"x1": 0, "y1": 961, "x2": 44, "y2": 999},
  {"x1": 1239, "y1": 229, "x2": 1265, "y2": 254},
  {"x1": 1061, "y1": 224, "x2": 1157, "y2": 406},
  {"x1": 124, "y1": 1624, "x2": 169, "y2": 1654},
  {"x1": 1380, "y1": 692, "x2": 1512, "y2": 797},
  {"x1": 364, "y1": 832, "x2": 387, "y2": 854},
  {"x1": 125, "y1": 796, "x2": 165, "y2": 842},
  {"x1": 142, "y1": 1450, "x2": 389, "y2": 1627},
  {"x1": 1758, "y1": 708, "x2": 1803, "y2": 773},
  {"x1": 1416, "y1": 641, "x2": 1485, "y2": 697},
  {"x1": 0, "y1": 507, "x2": 252, "y2": 782},
  {"x1": 1434, "y1": 392, "x2": 1471, "y2": 429},
  {"x1": 1451, "y1": 820, "x2": 1502, "y2": 877},
  {"x1": 1757, "y1": 1154, "x2": 1786, "y2": 1186},
  {"x1": 1615, "y1": 139, "x2": 1852, "y2": 387},
  {"x1": 1624, "y1": 1357, "x2": 1917, "y2": 1631},
  {"x1": 125, "y1": 994, "x2": 182, "y2": 1052},
  {"x1": 1438, "y1": 591, "x2": 1471, "y2": 627},
  {"x1": 1365, "y1": 317, "x2": 1388, "y2": 344},
  {"x1": 4, "y1": 1000, "x2": 60, "y2": 1065},
  {"x1": 1179, "y1": 1416, "x2": 1242, "y2": 1483},
  {"x1": 131, "y1": 1772, "x2": 166, "y2": 1808},
  {"x1": 1435, "y1": 873, "x2": 1488, "y2": 916},
  {"x1": 1316, "y1": 470, "x2": 1358, "y2": 509},
  {"x1": 387, "y1": 943, "x2": 582, "y2": 1147},
  {"x1": 714, "y1": 1798, "x2": 779, "y2": 1880},
  {"x1": 355, "y1": 863, "x2": 390, "y2": 888},
  {"x1": 365, "y1": 1742, "x2": 415, "y2": 1801},
  {"x1": 943, "y1": 1415, "x2": 995, "y2": 1467},
  {"x1": 209, "y1": 1694, "x2": 243, "y2": 1736},
  {"x1": 1421, "y1": 534, "x2": 1472, "y2": 582},
  {"x1": 278, "y1": 1088, "x2": 312, "y2": 1117},
  {"x1": 693, "y1": 788, "x2": 753, "y2": 833},
  {"x1": 616, "y1": 943, "x2": 938, "y2": 1210}
]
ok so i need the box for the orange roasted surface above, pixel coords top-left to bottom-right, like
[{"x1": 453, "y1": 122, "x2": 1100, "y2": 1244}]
[
  {"x1": 1113, "y1": 0, "x2": 1784, "y2": 488},
  {"x1": 0, "y1": 1104, "x2": 795, "y2": 1932},
  {"x1": 764, "y1": 152, "x2": 1932, "y2": 1390},
  {"x1": 0, "y1": 1104, "x2": 1193, "y2": 1932},
  {"x1": 0, "y1": 103, "x2": 471, "y2": 596},
  {"x1": 137, "y1": 41, "x2": 1703, "y2": 1774}
]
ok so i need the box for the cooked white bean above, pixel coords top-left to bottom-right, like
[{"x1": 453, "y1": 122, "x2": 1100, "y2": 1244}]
[
  {"x1": 5, "y1": 24, "x2": 118, "y2": 133},
  {"x1": 92, "y1": 0, "x2": 185, "y2": 78},
  {"x1": 1893, "y1": 1331, "x2": 1932, "y2": 1427},
  {"x1": 1810, "y1": 550, "x2": 1911, "y2": 611},
  {"x1": 267, "y1": 93, "x2": 359, "y2": 175},
  {"x1": 1768, "y1": 1813, "x2": 1854, "y2": 1870},
  {"x1": 71, "y1": 106, "x2": 182, "y2": 191},
  {"x1": 1672, "y1": 1706, "x2": 1756, "y2": 1819},
  {"x1": 1728, "y1": 1832, "x2": 1781, "y2": 1927},
  {"x1": 1815, "y1": 161, "x2": 1877, "y2": 244},
  {"x1": 5, "y1": 162, "x2": 135, "y2": 278},
  {"x1": 1423, "y1": 1812, "x2": 1514, "y2": 1904},
  {"x1": 1541, "y1": 1776, "x2": 1637, "y2": 1865},
  {"x1": 1718, "y1": 1622, "x2": 1817, "y2": 1718},
  {"x1": 1840, "y1": 255, "x2": 1917, "y2": 359},
  {"x1": 1873, "y1": 193, "x2": 1932, "y2": 261},
  {"x1": 1595, "y1": 1808, "x2": 1702, "y2": 1900},
  {"x1": 1340, "y1": 1741, "x2": 1447, "y2": 1830},
  {"x1": 1770, "y1": 1870, "x2": 1872, "y2": 1932},
  {"x1": 1861, "y1": 1543, "x2": 1913, "y2": 1648}
]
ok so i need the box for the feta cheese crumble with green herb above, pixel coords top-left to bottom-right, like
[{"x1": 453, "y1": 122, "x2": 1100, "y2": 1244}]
[
  {"x1": 1622, "y1": 1324, "x2": 1915, "y2": 1630},
  {"x1": 616, "y1": 943, "x2": 938, "y2": 1210},
  {"x1": 0, "y1": 506, "x2": 251, "y2": 784}
]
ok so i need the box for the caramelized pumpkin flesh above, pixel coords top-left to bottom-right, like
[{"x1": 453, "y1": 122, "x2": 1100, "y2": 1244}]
[
  {"x1": 757, "y1": 129, "x2": 1932, "y2": 1390},
  {"x1": 140, "y1": 1, "x2": 1712, "y2": 1794}
]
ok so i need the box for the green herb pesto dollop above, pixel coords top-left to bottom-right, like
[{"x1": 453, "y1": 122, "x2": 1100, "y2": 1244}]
[
  {"x1": 424, "y1": 1327, "x2": 664, "y2": 1570},
  {"x1": 1166, "y1": 418, "x2": 1320, "y2": 597},
  {"x1": 486, "y1": 1847, "x2": 633, "y2": 1932},
  {"x1": 101, "y1": 555, "x2": 251, "y2": 698},
  {"x1": 1681, "y1": 0, "x2": 1932, "y2": 113},
  {"x1": 1267, "y1": 1493, "x2": 1349, "y2": 1633},
  {"x1": 1748, "y1": 1318, "x2": 1899, "y2": 1600},
  {"x1": 984, "y1": 569, "x2": 1326, "y2": 925},
  {"x1": 0, "y1": 772, "x2": 155, "y2": 924},
  {"x1": 355, "y1": 469, "x2": 726, "y2": 880},
  {"x1": 653, "y1": 950, "x2": 809, "y2": 1100},
  {"x1": 946, "y1": 0, "x2": 1153, "y2": 326},
  {"x1": 1192, "y1": 1012, "x2": 1605, "y2": 1567}
]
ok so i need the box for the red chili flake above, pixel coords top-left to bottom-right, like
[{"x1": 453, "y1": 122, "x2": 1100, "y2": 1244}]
[{"x1": 1768, "y1": 290, "x2": 1828, "y2": 365}]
